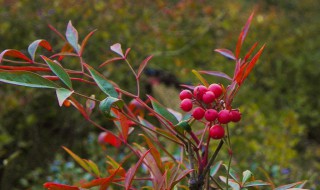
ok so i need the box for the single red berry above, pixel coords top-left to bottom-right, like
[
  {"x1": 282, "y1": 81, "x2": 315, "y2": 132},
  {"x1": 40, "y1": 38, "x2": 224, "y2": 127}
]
[
  {"x1": 179, "y1": 89, "x2": 193, "y2": 100},
  {"x1": 192, "y1": 107, "x2": 205, "y2": 120},
  {"x1": 218, "y1": 109, "x2": 231, "y2": 124},
  {"x1": 204, "y1": 109, "x2": 218, "y2": 121},
  {"x1": 209, "y1": 124, "x2": 225, "y2": 139},
  {"x1": 180, "y1": 99, "x2": 193, "y2": 112},
  {"x1": 229, "y1": 110, "x2": 241, "y2": 122},
  {"x1": 202, "y1": 91, "x2": 215, "y2": 104},
  {"x1": 193, "y1": 85, "x2": 207, "y2": 100},
  {"x1": 208, "y1": 83, "x2": 223, "y2": 98},
  {"x1": 63, "y1": 99, "x2": 71, "y2": 107}
]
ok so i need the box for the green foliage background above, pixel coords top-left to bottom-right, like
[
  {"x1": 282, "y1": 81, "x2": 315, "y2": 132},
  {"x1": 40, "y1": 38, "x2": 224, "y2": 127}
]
[{"x1": 0, "y1": 0, "x2": 319, "y2": 189}]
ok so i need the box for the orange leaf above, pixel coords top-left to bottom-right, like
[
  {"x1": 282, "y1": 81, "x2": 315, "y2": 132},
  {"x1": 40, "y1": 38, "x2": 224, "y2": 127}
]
[
  {"x1": 0, "y1": 49, "x2": 32, "y2": 63},
  {"x1": 43, "y1": 182, "x2": 79, "y2": 190}
]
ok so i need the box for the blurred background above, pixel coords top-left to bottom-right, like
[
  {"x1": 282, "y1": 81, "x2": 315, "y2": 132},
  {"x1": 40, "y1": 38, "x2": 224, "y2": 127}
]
[{"x1": 0, "y1": 0, "x2": 319, "y2": 189}]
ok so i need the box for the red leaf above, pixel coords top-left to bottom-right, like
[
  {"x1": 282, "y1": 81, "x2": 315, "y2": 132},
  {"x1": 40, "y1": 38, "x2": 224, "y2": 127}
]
[
  {"x1": 137, "y1": 55, "x2": 153, "y2": 79},
  {"x1": 43, "y1": 182, "x2": 79, "y2": 190},
  {"x1": 98, "y1": 132, "x2": 121, "y2": 147},
  {"x1": 244, "y1": 42, "x2": 258, "y2": 62},
  {"x1": 125, "y1": 149, "x2": 151, "y2": 190},
  {"x1": 124, "y1": 48, "x2": 131, "y2": 58},
  {"x1": 235, "y1": 31, "x2": 244, "y2": 59},
  {"x1": 81, "y1": 167, "x2": 121, "y2": 189},
  {"x1": 68, "y1": 96, "x2": 89, "y2": 120},
  {"x1": 48, "y1": 24, "x2": 67, "y2": 41},
  {"x1": 99, "y1": 57, "x2": 124, "y2": 67},
  {"x1": 0, "y1": 65, "x2": 51, "y2": 72},
  {"x1": 234, "y1": 62, "x2": 248, "y2": 84},
  {"x1": 79, "y1": 29, "x2": 97, "y2": 56},
  {"x1": 58, "y1": 43, "x2": 75, "y2": 61},
  {"x1": 214, "y1": 49, "x2": 235, "y2": 60},
  {"x1": 235, "y1": 12, "x2": 254, "y2": 59},
  {"x1": 0, "y1": 49, "x2": 32, "y2": 63},
  {"x1": 198, "y1": 70, "x2": 232, "y2": 81},
  {"x1": 241, "y1": 44, "x2": 265, "y2": 83}
]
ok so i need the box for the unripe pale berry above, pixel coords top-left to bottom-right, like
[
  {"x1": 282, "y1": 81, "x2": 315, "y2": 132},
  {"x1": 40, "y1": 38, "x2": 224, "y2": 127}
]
[
  {"x1": 180, "y1": 99, "x2": 193, "y2": 112},
  {"x1": 202, "y1": 91, "x2": 215, "y2": 104},
  {"x1": 229, "y1": 110, "x2": 241, "y2": 122},
  {"x1": 209, "y1": 124, "x2": 225, "y2": 139},
  {"x1": 179, "y1": 89, "x2": 193, "y2": 100},
  {"x1": 204, "y1": 109, "x2": 218, "y2": 121},
  {"x1": 218, "y1": 109, "x2": 231, "y2": 124},
  {"x1": 208, "y1": 83, "x2": 223, "y2": 98},
  {"x1": 192, "y1": 107, "x2": 205, "y2": 120},
  {"x1": 193, "y1": 85, "x2": 207, "y2": 100}
]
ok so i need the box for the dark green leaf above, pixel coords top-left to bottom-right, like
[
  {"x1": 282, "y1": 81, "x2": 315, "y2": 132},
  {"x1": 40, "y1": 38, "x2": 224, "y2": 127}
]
[
  {"x1": 28, "y1": 39, "x2": 52, "y2": 61},
  {"x1": 66, "y1": 21, "x2": 80, "y2": 53},
  {"x1": 148, "y1": 95, "x2": 178, "y2": 125},
  {"x1": 41, "y1": 56, "x2": 72, "y2": 89},
  {"x1": 99, "y1": 97, "x2": 124, "y2": 118},
  {"x1": 56, "y1": 88, "x2": 73, "y2": 107},
  {"x1": 84, "y1": 64, "x2": 118, "y2": 97},
  {"x1": 0, "y1": 70, "x2": 58, "y2": 88}
]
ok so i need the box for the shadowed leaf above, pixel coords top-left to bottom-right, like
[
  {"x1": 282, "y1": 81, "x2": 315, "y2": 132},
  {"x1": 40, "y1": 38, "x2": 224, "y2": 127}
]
[
  {"x1": 215, "y1": 49, "x2": 235, "y2": 60},
  {"x1": 99, "y1": 97, "x2": 124, "y2": 118},
  {"x1": 68, "y1": 96, "x2": 89, "y2": 120},
  {"x1": 148, "y1": 95, "x2": 179, "y2": 125},
  {"x1": 28, "y1": 39, "x2": 52, "y2": 61},
  {"x1": 140, "y1": 134, "x2": 163, "y2": 171}
]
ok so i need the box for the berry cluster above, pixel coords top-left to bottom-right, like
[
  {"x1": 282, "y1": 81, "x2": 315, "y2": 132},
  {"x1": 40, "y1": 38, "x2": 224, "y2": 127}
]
[{"x1": 179, "y1": 83, "x2": 241, "y2": 140}]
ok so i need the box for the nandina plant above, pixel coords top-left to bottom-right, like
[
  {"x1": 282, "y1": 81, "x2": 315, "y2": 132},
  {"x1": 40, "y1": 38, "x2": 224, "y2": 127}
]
[{"x1": 0, "y1": 13, "x2": 307, "y2": 190}]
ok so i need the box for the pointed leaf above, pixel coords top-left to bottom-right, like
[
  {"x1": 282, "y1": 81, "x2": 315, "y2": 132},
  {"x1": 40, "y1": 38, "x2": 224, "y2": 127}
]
[
  {"x1": 241, "y1": 12, "x2": 254, "y2": 44},
  {"x1": 48, "y1": 24, "x2": 66, "y2": 41},
  {"x1": 0, "y1": 65, "x2": 51, "y2": 72},
  {"x1": 139, "y1": 134, "x2": 163, "y2": 171},
  {"x1": 0, "y1": 70, "x2": 59, "y2": 88},
  {"x1": 241, "y1": 44, "x2": 265, "y2": 83},
  {"x1": 98, "y1": 132, "x2": 121, "y2": 147},
  {"x1": 148, "y1": 95, "x2": 178, "y2": 125},
  {"x1": 0, "y1": 49, "x2": 32, "y2": 63},
  {"x1": 68, "y1": 96, "x2": 89, "y2": 120},
  {"x1": 85, "y1": 159, "x2": 100, "y2": 177},
  {"x1": 110, "y1": 43, "x2": 124, "y2": 58},
  {"x1": 137, "y1": 55, "x2": 153, "y2": 78},
  {"x1": 210, "y1": 161, "x2": 222, "y2": 177},
  {"x1": 275, "y1": 182, "x2": 307, "y2": 190},
  {"x1": 99, "y1": 97, "x2": 124, "y2": 118},
  {"x1": 41, "y1": 55, "x2": 73, "y2": 89},
  {"x1": 125, "y1": 149, "x2": 151, "y2": 190},
  {"x1": 84, "y1": 64, "x2": 118, "y2": 97},
  {"x1": 223, "y1": 164, "x2": 240, "y2": 182},
  {"x1": 219, "y1": 176, "x2": 240, "y2": 190},
  {"x1": 244, "y1": 180, "x2": 270, "y2": 187},
  {"x1": 66, "y1": 21, "x2": 80, "y2": 53},
  {"x1": 58, "y1": 43, "x2": 75, "y2": 61},
  {"x1": 198, "y1": 70, "x2": 232, "y2": 81},
  {"x1": 56, "y1": 88, "x2": 74, "y2": 107},
  {"x1": 43, "y1": 182, "x2": 79, "y2": 190},
  {"x1": 28, "y1": 39, "x2": 52, "y2": 61},
  {"x1": 242, "y1": 170, "x2": 252, "y2": 184},
  {"x1": 99, "y1": 57, "x2": 124, "y2": 67},
  {"x1": 81, "y1": 167, "x2": 121, "y2": 189},
  {"x1": 244, "y1": 42, "x2": 258, "y2": 62},
  {"x1": 192, "y1": 70, "x2": 209, "y2": 87},
  {"x1": 172, "y1": 169, "x2": 193, "y2": 188},
  {"x1": 62, "y1": 146, "x2": 91, "y2": 173},
  {"x1": 79, "y1": 29, "x2": 97, "y2": 56},
  {"x1": 214, "y1": 49, "x2": 235, "y2": 60},
  {"x1": 124, "y1": 48, "x2": 131, "y2": 58},
  {"x1": 294, "y1": 180, "x2": 308, "y2": 188}
]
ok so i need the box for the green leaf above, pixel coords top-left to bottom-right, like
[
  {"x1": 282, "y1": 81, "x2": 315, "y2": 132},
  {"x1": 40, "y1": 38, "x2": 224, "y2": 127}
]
[
  {"x1": 210, "y1": 161, "x2": 222, "y2": 177},
  {"x1": 219, "y1": 176, "x2": 240, "y2": 190},
  {"x1": 175, "y1": 120, "x2": 191, "y2": 134},
  {"x1": 0, "y1": 70, "x2": 58, "y2": 88},
  {"x1": 84, "y1": 64, "x2": 118, "y2": 97},
  {"x1": 294, "y1": 180, "x2": 308, "y2": 188},
  {"x1": 28, "y1": 39, "x2": 52, "y2": 61},
  {"x1": 41, "y1": 56, "x2": 72, "y2": 89},
  {"x1": 62, "y1": 146, "x2": 91, "y2": 173},
  {"x1": 99, "y1": 97, "x2": 124, "y2": 118},
  {"x1": 242, "y1": 170, "x2": 252, "y2": 184},
  {"x1": 244, "y1": 180, "x2": 270, "y2": 187},
  {"x1": 56, "y1": 88, "x2": 73, "y2": 107},
  {"x1": 275, "y1": 181, "x2": 306, "y2": 190},
  {"x1": 66, "y1": 21, "x2": 80, "y2": 53},
  {"x1": 223, "y1": 164, "x2": 240, "y2": 182},
  {"x1": 85, "y1": 159, "x2": 100, "y2": 177},
  {"x1": 148, "y1": 95, "x2": 179, "y2": 125}
]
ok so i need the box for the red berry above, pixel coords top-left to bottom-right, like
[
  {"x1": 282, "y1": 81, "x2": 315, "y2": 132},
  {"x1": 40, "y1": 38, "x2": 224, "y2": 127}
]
[
  {"x1": 202, "y1": 91, "x2": 215, "y2": 104},
  {"x1": 209, "y1": 124, "x2": 225, "y2": 139},
  {"x1": 180, "y1": 99, "x2": 193, "y2": 112},
  {"x1": 204, "y1": 109, "x2": 218, "y2": 121},
  {"x1": 229, "y1": 110, "x2": 241, "y2": 122},
  {"x1": 192, "y1": 107, "x2": 205, "y2": 120},
  {"x1": 179, "y1": 89, "x2": 193, "y2": 100},
  {"x1": 218, "y1": 109, "x2": 231, "y2": 124},
  {"x1": 193, "y1": 85, "x2": 207, "y2": 100},
  {"x1": 208, "y1": 84, "x2": 223, "y2": 98}
]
